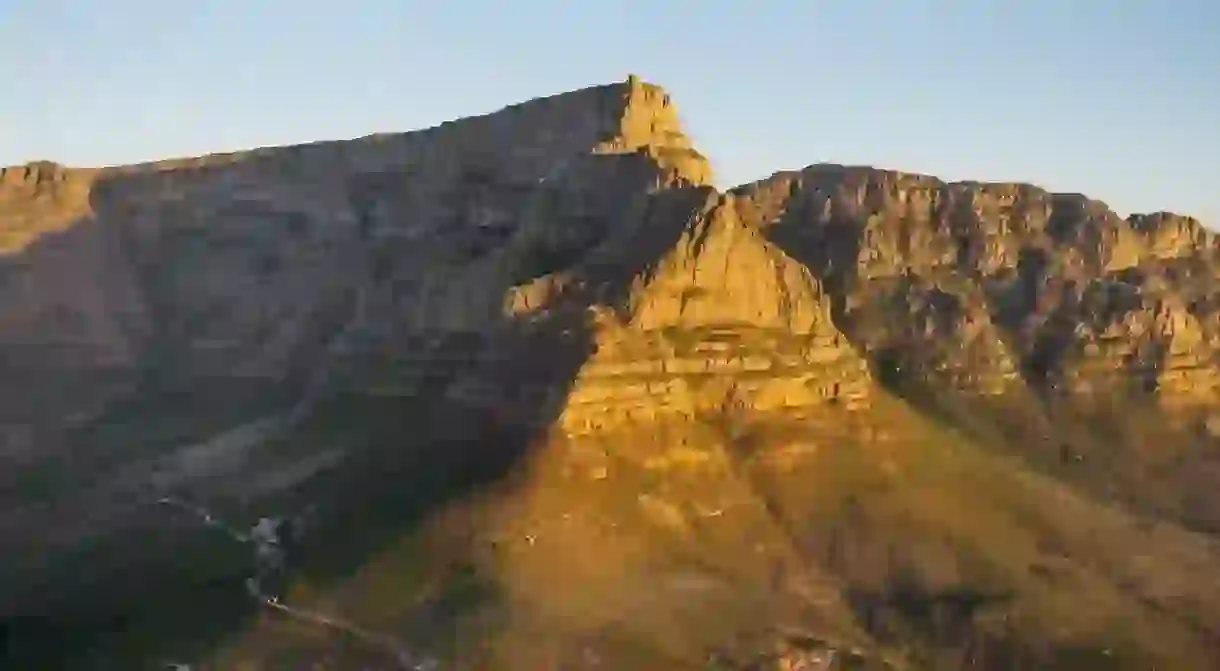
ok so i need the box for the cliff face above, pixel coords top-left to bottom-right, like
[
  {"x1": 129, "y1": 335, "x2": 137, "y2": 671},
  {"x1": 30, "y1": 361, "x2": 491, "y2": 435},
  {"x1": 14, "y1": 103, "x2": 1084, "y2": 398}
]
[
  {"x1": 741, "y1": 166, "x2": 1218, "y2": 404},
  {"x1": 3, "y1": 78, "x2": 1220, "y2": 670}
]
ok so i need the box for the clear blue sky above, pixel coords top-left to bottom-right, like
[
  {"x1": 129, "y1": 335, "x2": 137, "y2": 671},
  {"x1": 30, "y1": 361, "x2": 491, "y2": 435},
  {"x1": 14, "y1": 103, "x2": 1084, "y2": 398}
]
[{"x1": 2, "y1": 1, "x2": 1217, "y2": 222}]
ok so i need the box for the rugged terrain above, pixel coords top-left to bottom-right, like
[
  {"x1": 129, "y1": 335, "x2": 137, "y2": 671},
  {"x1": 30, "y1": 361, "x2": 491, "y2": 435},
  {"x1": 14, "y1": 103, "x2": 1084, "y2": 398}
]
[{"x1": 2, "y1": 77, "x2": 1219, "y2": 670}]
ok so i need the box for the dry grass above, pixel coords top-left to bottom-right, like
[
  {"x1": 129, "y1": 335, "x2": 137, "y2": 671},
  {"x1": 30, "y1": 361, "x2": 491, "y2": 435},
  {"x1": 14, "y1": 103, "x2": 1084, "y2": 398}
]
[{"x1": 205, "y1": 387, "x2": 1220, "y2": 669}]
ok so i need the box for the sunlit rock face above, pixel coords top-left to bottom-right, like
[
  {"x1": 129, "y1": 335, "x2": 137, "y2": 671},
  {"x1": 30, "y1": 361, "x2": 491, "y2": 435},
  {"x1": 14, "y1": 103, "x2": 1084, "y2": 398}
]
[
  {"x1": 4, "y1": 77, "x2": 1220, "y2": 670},
  {"x1": 719, "y1": 166, "x2": 1219, "y2": 409}
]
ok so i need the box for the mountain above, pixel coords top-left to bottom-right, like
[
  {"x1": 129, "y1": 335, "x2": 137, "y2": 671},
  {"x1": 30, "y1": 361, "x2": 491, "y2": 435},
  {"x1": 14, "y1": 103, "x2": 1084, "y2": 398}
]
[{"x1": 2, "y1": 76, "x2": 1219, "y2": 670}]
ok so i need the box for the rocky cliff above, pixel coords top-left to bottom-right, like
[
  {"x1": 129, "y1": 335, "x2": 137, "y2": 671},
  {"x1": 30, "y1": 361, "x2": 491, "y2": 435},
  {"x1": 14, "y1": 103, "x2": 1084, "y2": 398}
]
[{"x1": 3, "y1": 77, "x2": 1220, "y2": 670}]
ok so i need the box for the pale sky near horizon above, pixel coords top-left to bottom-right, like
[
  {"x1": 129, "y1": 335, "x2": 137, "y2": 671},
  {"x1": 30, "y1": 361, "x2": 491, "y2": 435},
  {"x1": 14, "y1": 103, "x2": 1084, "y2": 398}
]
[{"x1": 1, "y1": 1, "x2": 1217, "y2": 223}]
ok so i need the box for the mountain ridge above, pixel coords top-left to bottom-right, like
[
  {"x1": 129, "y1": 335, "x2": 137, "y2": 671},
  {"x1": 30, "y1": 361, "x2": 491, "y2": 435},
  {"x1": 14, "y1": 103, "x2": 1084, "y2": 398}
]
[
  {"x1": 3, "y1": 77, "x2": 1220, "y2": 670},
  {"x1": 5, "y1": 73, "x2": 1212, "y2": 227}
]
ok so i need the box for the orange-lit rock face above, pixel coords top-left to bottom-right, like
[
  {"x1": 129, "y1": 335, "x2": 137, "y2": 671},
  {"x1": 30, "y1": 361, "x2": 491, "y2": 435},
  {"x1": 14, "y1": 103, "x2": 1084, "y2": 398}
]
[{"x1": 4, "y1": 77, "x2": 1220, "y2": 670}]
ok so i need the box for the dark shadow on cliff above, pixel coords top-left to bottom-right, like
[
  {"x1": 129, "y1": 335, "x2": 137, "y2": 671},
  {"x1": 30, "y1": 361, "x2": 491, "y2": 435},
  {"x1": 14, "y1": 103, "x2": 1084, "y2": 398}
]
[
  {"x1": 278, "y1": 179, "x2": 716, "y2": 594},
  {"x1": 0, "y1": 161, "x2": 714, "y2": 668},
  {"x1": 0, "y1": 168, "x2": 321, "y2": 669}
]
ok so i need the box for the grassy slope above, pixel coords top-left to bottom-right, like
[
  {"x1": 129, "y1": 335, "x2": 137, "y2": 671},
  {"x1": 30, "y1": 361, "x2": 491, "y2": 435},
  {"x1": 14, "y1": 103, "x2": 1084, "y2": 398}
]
[
  {"x1": 9, "y1": 343, "x2": 1216, "y2": 669},
  {"x1": 204, "y1": 386, "x2": 1220, "y2": 670}
]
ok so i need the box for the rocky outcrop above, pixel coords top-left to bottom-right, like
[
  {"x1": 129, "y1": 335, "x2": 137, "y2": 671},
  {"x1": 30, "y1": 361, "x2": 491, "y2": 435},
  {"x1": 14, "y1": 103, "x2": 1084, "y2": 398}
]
[
  {"x1": 3, "y1": 77, "x2": 1220, "y2": 670},
  {"x1": 553, "y1": 191, "x2": 874, "y2": 437},
  {"x1": 725, "y1": 166, "x2": 1218, "y2": 407}
]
